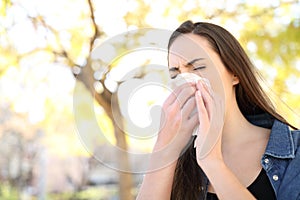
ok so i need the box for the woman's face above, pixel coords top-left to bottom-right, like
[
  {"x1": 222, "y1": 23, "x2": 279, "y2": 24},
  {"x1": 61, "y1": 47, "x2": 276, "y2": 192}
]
[{"x1": 168, "y1": 33, "x2": 239, "y2": 113}]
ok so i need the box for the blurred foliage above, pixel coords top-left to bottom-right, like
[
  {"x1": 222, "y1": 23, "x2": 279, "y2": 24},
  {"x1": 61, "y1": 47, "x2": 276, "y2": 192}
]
[
  {"x1": 0, "y1": 183, "x2": 20, "y2": 200},
  {"x1": 0, "y1": 183, "x2": 118, "y2": 200},
  {"x1": 0, "y1": 0, "x2": 299, "y2": 130},
  {"x1": 48, "y1": 186, "x2": 118, "y2": 200},
  {"x1": 0, "y1": 0, "x2": 300, "y2": 199}
]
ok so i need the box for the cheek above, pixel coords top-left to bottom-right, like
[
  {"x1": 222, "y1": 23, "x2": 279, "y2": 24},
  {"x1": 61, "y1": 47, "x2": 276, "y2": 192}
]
[
  {"x1": 218, "y1": 68, "x2": 234, "y2": 90},
  {"x1": 198, "y1": 63, "x2": 233, "y2": 112},
  {"x1": 198, "y1": 66, "x2": 226, "y2": 100}
]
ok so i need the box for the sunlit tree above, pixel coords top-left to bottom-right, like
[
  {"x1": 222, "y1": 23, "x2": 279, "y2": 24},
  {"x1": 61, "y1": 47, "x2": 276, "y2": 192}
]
[{"x1": 0, "y1": 0, "x2": 299, "y2": 199}]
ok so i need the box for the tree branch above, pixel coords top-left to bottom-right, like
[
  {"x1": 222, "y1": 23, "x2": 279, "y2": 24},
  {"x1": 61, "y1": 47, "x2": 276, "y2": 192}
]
[{"x1": 87, "y1": 0, "x2": 99, "y2": 52}]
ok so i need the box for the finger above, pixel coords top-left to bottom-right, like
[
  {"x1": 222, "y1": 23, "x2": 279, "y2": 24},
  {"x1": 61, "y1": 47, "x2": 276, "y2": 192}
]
[
  {"x1": 166, "y1": 98, "x2": 181, "y2": 117},
  {"x1": 187, "y1": 111, "x2": 199, "y2": 129},
  {"x1": 162, "y1": 84, "x2": 195, "y2": 124},
  {"x1": 197, "y1": 81, "x2": 213, "y2": 119},
  {"x1": 164, "y1": 82, "x2": 194, "y2": 107},
  {"x1": 196, "y1": 79, "x2": 213, "y2": 98},
  {"x1": 175, "y1": 85, "x2": 196, "y2": 109},
  {"x1": 195, "y1": 90, "x2": 208, "y2": 123},
  {"x1": 181, "y1": 96, "x2": 197, "y2": 120},
  {"x1": 201, "y1": 79, "x2": 214, "y2": 99}
]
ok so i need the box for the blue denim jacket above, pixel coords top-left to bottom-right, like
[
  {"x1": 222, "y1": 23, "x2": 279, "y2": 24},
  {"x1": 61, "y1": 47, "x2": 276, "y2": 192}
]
[
  {"x1": 258, "y1": 117, "x2": 300, "y2": 199},
  {"x1": 203, "y1": 114, "x2": 300, "y2": 199}
]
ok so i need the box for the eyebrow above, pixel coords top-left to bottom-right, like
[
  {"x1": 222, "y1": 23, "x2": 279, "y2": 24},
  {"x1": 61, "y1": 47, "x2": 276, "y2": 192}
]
[
  {"x1": 169, "y1": 58, "x2": 205, "y2": 71},
  {"x1": 186, "y1": 58, "x2": 205, "y2": 66},
  {"x1": 169, "y1": 67, "x2": 178, "y2": 71}
]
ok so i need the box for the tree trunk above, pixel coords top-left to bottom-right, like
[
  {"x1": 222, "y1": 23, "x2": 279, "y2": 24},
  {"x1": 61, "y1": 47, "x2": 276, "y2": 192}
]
[
  {"x1": 111, "y1": 94, "x2": 133, "y2": 200},
  {"x1": 76, "y1": 62, "x2": 133, "y2": 200}
]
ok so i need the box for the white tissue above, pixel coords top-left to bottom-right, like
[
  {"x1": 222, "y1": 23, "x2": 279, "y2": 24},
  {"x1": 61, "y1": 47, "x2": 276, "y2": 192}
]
[
  {"x1": 169, "y1": 72, "x2": 202, "y2": 88},
  {"x1": 169, "y1": 73, "x2": 209, "y2": 136},
  {"x1": 169, "y1": 72, "x2": 210, "y2": 89}
]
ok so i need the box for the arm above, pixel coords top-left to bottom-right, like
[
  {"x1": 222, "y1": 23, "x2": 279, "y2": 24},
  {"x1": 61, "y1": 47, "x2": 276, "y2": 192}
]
[
  {"x1": 195, "y1": 80, "x2": 256, "y2": 200},
  {"x1": 136, "y1": 159, "x2": 177, "y2": 200},
  {"x1": 202, "y1": 160, "x2": 256, "y2": 200},
  {"x1": 137, "y1": 83, "x2": 198, "y2": 199}
]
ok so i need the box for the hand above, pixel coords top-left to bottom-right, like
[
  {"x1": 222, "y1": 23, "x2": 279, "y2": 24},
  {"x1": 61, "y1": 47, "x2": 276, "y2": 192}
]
[
  {"x1": 194, "y1": 79, "x2": 225, "y2": 166},
  {"x1": 154, "y1": 83, "x2": 198, "y2": 156}
]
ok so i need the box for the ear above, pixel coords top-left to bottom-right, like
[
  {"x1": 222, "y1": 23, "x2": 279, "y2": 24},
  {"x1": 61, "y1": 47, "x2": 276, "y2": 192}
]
[{"x1": 232, "y1": 74, "x2": 239, "y2": 86}]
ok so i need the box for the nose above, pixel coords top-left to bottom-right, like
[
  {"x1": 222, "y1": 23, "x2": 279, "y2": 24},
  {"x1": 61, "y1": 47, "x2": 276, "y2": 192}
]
[
  {"x1": 179, "y1": 67, "x2": 190, "y2": 74},
  {"x1": 178, "y1": 66, "x2": 198, "y2": 75}
]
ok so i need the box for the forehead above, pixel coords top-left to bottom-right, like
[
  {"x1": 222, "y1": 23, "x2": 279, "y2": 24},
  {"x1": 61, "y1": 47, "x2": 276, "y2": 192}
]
[{"x1": 168, "y1": 33, "x2": 212, "y2": 64}]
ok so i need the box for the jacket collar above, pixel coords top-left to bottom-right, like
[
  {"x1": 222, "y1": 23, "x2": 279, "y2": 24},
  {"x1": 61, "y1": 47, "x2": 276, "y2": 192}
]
[
  {"x1": 246, "y1": 113, "x2": 295, "y2": 159},
  {"x1": 264, "y1": 120, "x2": 295, "y2": 159}
]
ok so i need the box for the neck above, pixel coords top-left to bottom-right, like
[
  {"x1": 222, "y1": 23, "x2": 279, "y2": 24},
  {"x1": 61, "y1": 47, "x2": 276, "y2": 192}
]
[{"x1": 222, "y1": 98, "x2": 257, "y2": 147}]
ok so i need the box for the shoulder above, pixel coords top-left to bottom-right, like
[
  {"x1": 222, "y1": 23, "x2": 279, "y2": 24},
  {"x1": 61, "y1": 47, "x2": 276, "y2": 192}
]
[
  {"x1": 248, "y1": 115, "x2": 300, "y2": 198},
  {"x1": 275, "y1": 126, "x2": 300, "y2": 200}
]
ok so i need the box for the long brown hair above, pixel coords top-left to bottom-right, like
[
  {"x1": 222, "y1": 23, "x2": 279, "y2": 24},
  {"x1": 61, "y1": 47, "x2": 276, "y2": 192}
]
[{"x1": 168, "y1": 20, "x2": 294, "y2": 200}]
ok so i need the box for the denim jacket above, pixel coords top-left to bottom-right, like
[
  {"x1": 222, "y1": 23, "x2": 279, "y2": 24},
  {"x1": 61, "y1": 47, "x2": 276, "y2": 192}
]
[
  {"x1": 258, "y1": 117, "x2": 300, "y2": 199},
  {"x1": 202, "y1": 113, "x2": 300, "y2": 199}
]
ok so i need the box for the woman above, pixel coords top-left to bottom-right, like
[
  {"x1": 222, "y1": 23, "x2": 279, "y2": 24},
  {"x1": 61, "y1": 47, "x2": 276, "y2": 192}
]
[{"x1": 137, "y1": 21, "x2": 300, "y2": 200}]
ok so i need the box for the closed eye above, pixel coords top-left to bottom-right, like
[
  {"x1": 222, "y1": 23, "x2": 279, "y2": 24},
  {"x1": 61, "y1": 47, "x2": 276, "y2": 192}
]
[
  {"x1": 169, "y1": 67, "x2": 179, "y2": 79},
  {"x1": 170, "y1": 74, "x2": 178, "y2": 79},
  {"x1": 193, "y1": 66, "x2": 206, "y2": 70}
]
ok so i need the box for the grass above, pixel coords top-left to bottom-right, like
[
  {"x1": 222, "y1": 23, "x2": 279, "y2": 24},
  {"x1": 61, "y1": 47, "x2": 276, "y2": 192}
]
[{"x1": 0, "y1": 184, "x2": 120, "y2": 200}]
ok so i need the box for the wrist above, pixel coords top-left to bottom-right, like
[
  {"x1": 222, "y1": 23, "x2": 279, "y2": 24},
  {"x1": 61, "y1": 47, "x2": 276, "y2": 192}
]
[
  {"x1": 199, "y1": 157, "x2": 226, "y2": 173},
  {"x1": 147, "y1": 149, "x2": 178, "y2": 173},
  {"x1": 153, "y1": 138, "x2": 183, "y2": 156}
]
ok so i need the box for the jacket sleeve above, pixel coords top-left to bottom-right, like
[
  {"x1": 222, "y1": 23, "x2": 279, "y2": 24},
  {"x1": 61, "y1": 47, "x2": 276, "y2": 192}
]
[{"x1": 277, "y1": 130, "x2": 300, "y2": 200}]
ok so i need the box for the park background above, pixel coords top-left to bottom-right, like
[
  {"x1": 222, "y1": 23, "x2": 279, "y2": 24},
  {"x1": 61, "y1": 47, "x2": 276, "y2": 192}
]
[{"x1": 0, "y1": 0, "x2": 300, "y2": 199}]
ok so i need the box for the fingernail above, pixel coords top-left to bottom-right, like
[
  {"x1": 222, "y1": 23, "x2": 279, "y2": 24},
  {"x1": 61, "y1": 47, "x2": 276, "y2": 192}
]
[{"x1": 201, "y1": 78, "x2": 211, "y2": 88}]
